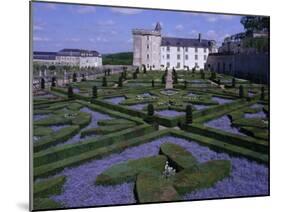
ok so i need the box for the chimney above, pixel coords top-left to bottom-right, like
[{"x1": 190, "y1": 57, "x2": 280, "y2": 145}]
[{"x1": 198, "y1": 33, "x2": 202, "y2": 42}]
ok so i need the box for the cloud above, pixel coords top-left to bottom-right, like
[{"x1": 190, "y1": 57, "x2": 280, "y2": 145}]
[
  {"x1": 97, "y1": 20, "x2": 115, "y2": 26},
  {"x1": 206, "y1": 16, "x2": 218, "y2": 23},
  {"x1": 89, "y1": 37, "x2": 108, "y2": 43},
  {"x1": 175, "y1": 24, "x2": 184, "y2": 31},
  {"x1": 43, "y1": 3, "x2": 57, "y2": 10},
  {"x1": 76, "y1": 6, "x2": 96, "y2": 14},
  {"x1": 111, "y1": 8, "x2": 142, "y2": 15},
  {"x1": 206, "y1": 30, "x2": 218, "y2": 40},
  {"x1": 65, "y1": 38, "x2": 80, "y2": 42},
  {"x1": 34, "y1": 25, "x2": 43, "y2": 31},
  {"x1": 33, "y1": 36, "x2": 50, "y2": 42},
  {"x1": 220, "y1": 15, "x2": 236, "y2": 20}
]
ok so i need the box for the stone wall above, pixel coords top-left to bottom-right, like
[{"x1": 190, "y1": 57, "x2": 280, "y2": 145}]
[{"x1": 206, "y1": 53, "x2": 269, "y2": 84}]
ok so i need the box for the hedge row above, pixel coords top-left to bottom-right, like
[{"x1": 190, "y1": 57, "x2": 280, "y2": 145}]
[
  {"x1": 34, "y1": 128, "x2": 168, "y2": 179},
  {"x1": 181, "y1": 123, "x2": 268, "y2": 153},
  {"x1": 34, "y1": 124, "x2": 155, "y2": 168}
]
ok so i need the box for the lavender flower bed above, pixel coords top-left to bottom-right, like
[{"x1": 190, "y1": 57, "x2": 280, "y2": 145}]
[
  {"x1": 248, "y1": 91, "x2": 255, "y2": 97},
  {"x1": 73, "y1": 88, "x2": 80, "y2": 94},
  {"x1": 155, "y1": 109, "x2": 185, "y2": 117},
  {"x1": 128, "y1": 103, "x2": 148, "y2": 111},
  {"x1": 104, "y1": 96, "x2": 125, "y2": 105},
  {"x1": 33, "y1": 114, "x2": 50, "y2": 121},
  {"x1": 204, "y1": 115, "x2": 246, "y2": 136},
  {"x1": 244, "y1": 111, "x2": 267, "y2": 119},
  {"x1": 55, "y1": 107, "x2": 112, "y2": 147},
  {"x1": 193, "y1": 104, "x2": 210, "y2": 111},
  {"x1": 250, "y1": 103, "x2": 264, "y2": 109},
  {"x1": 212, "y1": 96, "x2": 233, "y2": 105},
  {"x1": 51, "y1": 136, "x2": 268, "y2": 207},
  {"x1": 50, "y1": 125, "x2": 70, "y2": 132}
]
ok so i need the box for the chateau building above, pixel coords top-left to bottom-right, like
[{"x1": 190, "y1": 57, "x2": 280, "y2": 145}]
[
  {"x1": 132, "y1": 22, "x2": 217, "y2": 70},
  {"x1": 33, "y1": 48, "x2": 102, "y2": 68}
]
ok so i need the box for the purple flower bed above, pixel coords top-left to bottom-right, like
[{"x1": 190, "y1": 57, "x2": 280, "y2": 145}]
[
  {"x1": 193, "y1": 104, "x2": 210, "y2": 111},
  {"x1": 50, "y1": 125, "x2": 70, "y2": 132},
  {"x1": 244, "y1": 111, "x2": 267, "y2": 119},
  {"x1": 250, "y1": 103, "x2": 264, "y2": 109},
  {"x1": 50, "y1": 136, "x2": 268, "y2": 207},
  {"x1": 73, "y1": 88, "x2": 80, "y2": 94},
  {"x1": 55, "y1": 107, "x2": 112, "y2": 147},
  {"x1": 248, "y1": 91, "x2": 255, "y2": 97},
  {"x1": 128, "y1": 103, "x2": 148, "y2": 111},
  {"x1": 155, "y1": 109, "x2": 185, "y2": 117},
  {"x1": 204, "y1": 115, "x2": 246, "y2": 136},
  {"x1": 212, "y1": 96, "x2": 233, "y2": 105},
  {"x1": 104, "y1": 96, "x2": 125, "y2": 105},
  {"x1": 33, "y1": 114, "x2": 50, "y2": 121}
]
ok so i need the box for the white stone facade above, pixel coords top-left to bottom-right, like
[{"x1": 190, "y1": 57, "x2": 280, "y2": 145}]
[{"x1": 133, "y1": 23, "x2": 217, "y2": 70}]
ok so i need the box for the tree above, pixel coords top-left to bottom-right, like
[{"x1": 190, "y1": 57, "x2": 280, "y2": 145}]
[
  {"x1": 147, "y1": 103, "x2": 154, "y2": 116},
  {"x1": 40, "y1": 78, "x2": 45, "y2": 89},
  {"x1": 152, "y1": 79, "x2": 155, "y2": 87},
  {"x1": 81, "y1": 74, "x2": 86, "y2": 82},
  {"x1": 143, "y1": 65, "x2": 147, "y2": 74},
  {"x1": 185, "y1": 104, "x2": 192, "y2": 124},
  {"x1": 232, "y1": 78, "x2": 236, "y2": 87},
  {"x1": 51, "y1": 76, "x2": 56, "y2": 87},
  {"x1": 133, "y1": 72, "x2": 137, "y2": 79},
  {"x1": 162, "y1": 74, "x2": 166, "y2": 84},
  {"x1": 68, "y1": 85, "x2": 74, "y2": 99},
  {"x1": 136, "y1": 67, "x2": 139, "y2": 74},
  {"x1": 72, "y1": 73, "x2": 77, "y2": 82},
  {"x1": 92, "y1": 85, "x2": 97, "y2": 99},
  {"x1": 102, "y1": 76, "x2": 107, "y2": 87},
  {"x1": 118, "y1": 76, "x2": 123, "y2": 87},
  {"x1": 240, "y1": 16, "x2": 269, "y2": 33},
  {"x1": 239, "y1": 85, "x2": 244, "y2": 98}
]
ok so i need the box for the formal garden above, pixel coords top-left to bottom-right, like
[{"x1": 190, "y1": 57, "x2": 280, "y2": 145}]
[{"x1": 33, "y1": 67, "x2": 269, "y2": 210}]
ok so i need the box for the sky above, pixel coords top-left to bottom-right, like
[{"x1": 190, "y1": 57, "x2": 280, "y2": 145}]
[{"x1": 32, "y1": 2, "x2": 246, "y2": 54}]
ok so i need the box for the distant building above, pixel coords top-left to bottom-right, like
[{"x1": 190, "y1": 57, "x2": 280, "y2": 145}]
[
  {"x1": 132, "y1": 22, "x2": 217, "y2": 70},
  {"x1": 33, "y1": 49, "x2": 102, "y2": 68}
]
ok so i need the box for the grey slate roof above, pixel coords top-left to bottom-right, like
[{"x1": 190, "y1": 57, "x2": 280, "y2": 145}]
[
  {"x1": 57, "y1": 49, "x2": 100, "y2": 57},
  {"x1": 33, "y1": 51, "x2": 57, "y2": 60},
  {"x1": 161, "y1": 37, "x2": 214, "y2": 48}
]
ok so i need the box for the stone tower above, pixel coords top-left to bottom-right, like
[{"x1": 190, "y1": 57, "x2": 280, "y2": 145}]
[{"x1": 132, "y1": 22, "x2": 162, "y2": 70}]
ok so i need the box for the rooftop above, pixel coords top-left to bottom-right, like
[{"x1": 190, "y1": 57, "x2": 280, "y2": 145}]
[{"x1": 161, "y1": 37, "x2": 215, "y2": 48}]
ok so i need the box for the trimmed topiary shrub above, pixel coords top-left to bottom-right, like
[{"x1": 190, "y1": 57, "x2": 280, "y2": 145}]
[
  {"x1": 118, "y1": 76, "x2": 123, "y2": 87},
  {"x1": 152, "y1": 79, "x2": 155, "y2": 87},
  {"x1": 239, "y1": 85, "x2": 244, "y2": 98},
  {"x1": 81, "y1": 74, "x2": 86, "y2": 81},
  {"x1": 232, "y1": 77, "x2": 236, "y2": 87},
  {"x1": 162, "y1": 74, "x2": 166, "y2": 84},
  {"x1": 184, "y1": 80, "x2": 187, "y2": 89},
  {"x1": 185, "y1": 104, "x2": 192, "y2": 124},
  {"x1": 72, "y1": 72, "x2": 77, "y2": 82},
  {"x1": 147, "y1": 103, "x2": 154, "y2": 116},
  {"x1": 51, "y1": 77, "x2": 56, "y2": 87},
  {"x1": 210, "y1": 71, "x2": 216, "y2": 80},
  {"x1": 40, "y1": 78, "x2": 45, "y2": 89},
  {"x1": 201, "y1": 71, "x2": 205, "y2": 79},
  {"x1": 92, "y1": 85, "x2": 97, "y2": 99},
  {"x1": 133, "y1": 72, "x2": 137, "y2": 79},
  {"x1": 68, "y1": 85, "x2": 74, "y2": 99},
  {"x1": 136, "y1": 67, "x2": 139, "y2": 74},
  {"x1": 102, "y1": 76, "x2": 107, "y2": 87}
]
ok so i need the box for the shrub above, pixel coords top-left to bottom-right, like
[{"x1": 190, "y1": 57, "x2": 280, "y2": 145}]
[
  {"x1": 136, "y1": 67, "x2": 139, "y2": 74},
  {"x1": 147, "y1": 103, "x2": 154, "y2": 116},
  {"x1": 102, "y1": 76, "x2": 107, "y2": 87},
  {"x1": 40, "y1": 78, "x2": 45, "y2": 89},
  {"x1": 232, "y1": 77, "x2": 236, "y2": 87},
  {"x1": 143, "y1": 65, "x2": 147, "y2": 74},
  {"x1": 67, "y1": 85, "x2": 74, "y2": 99},
  {"x1": 239, "y1": 85, "x2": 244, "y2": 98},
  {"x1": 260, "y1": 86, "x2": 265, "y2": 100},
  {"x1": 173, "y1": 72, "x2": 178, "y2": 84},
  {"x1": 133, "y1": 72, "x2": 138, "y2": 79},
  {"x1": 92, "y1": 85, "x2": 97, "y2": 99},
  {"x1": 118, "y1": 76, "x2": 123, "y2": 87},
  {"x1": 51, "y1": 77, "x2": 56, "y2": 87},
  {"x1": 162, "y1": 74, "x2": 166, "y2": 84},
  {"x1": 210, "y1": 71, "x2": 216, "y2": 80},
  {"x1": 81, "y1": 74, "x2": 86, "y2": 81},
  {"x1": 217, "y1": 79, "x2": 221, "y2": 85},
  {"x1": 72, "y1": 73, "x2": 77, "y2": 82},
  {"x1": 152, "y1": 79, "x2": 155, "y2": 87},
  {"x1": 184, "y1": 80, "x2": 187, "y2": 89},
  {"x1": 201, "y1": 71, "x2": 205, "y2": 79},
  {"x1": 185, "y1": 104, "x2": 192, "y2": 124}
]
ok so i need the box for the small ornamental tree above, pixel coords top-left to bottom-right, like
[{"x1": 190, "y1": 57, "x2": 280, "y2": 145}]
[
  {"x1": 123, "y1": 71, "x2": 127, "y2": 80},
  {"x1": 217, "y1": 79, "x2": 221, "y2": 85},
  {"x1": 102, "y1": 76, "x2": 107, "y2": 87},
  {"x1": 40, "y1": 78, "x2": 45, "y2": 89},
  {"x1": 68, "y1": 85, "x2": 74, "y2": 99},
  {"x1": 143, "y1": 65, "x2": 147, "y2": 74},
  {"x1": 261, "y1": 86, "x2": 265, "y2": 100},
  {"x1": 133, "y1": 72, "x2": 137, "y2": 79},
  {"x1": 108, "y1": 69, "x2": 111, "y2": 76},
  {"x1": 232, "y1": 77, "x2": 236, "y2": 87},
  {"x1": 185, "y1": 104, "x2": 192, "y2": 124},
  {"x1": 201, "y1": 71, "x2": 205, "y2": 79},
  {"x1": 150, "y1": 66, "x2": 152, "y2": 71},
  {"x1": 173, "y1": 72, "x2": 178, "y2": 84},
  {"x1": 136, "y1": 67, "x2": 139, "y2": 74},
  {"x1": 51, "y1": 76, "x2": 56, "y2": 87},
  {"x1": 184, "y1": 80, "x2": 187, "y2": 89},
  {"x1": 152, "y1": 79, "x2": 155, "y2": 87},
  {"x1": 147, "y1": 103, "x2": 154, "y2": 116},
  {"x1": 162, "y1": 74, "x2": 166, "y2": 84},
  {"x1": 239, "y1": 85, "x2": 244, "y2": 98},
  {"x1": 81, "y1": 74, "x2": 86, "y2": 82},
  {"x1": 72, "y1": 72, "x2": 77, "y2": 82},
  {"x1": 92, "y1": 85, "x2": 97, "y2": 99},
  {"x1": 118, "y1": 76, "x2": 123, "y2": 87},
  {"x1": 211, "y1": 71, "x2": 216, "y2": 80}
]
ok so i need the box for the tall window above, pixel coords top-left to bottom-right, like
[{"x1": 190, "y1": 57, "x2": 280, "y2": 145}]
[
  {"x1": 166, "y1": 62, "x2": 170, "y2": 68},
  {"x1": 195, "y1": 62, "x2": 198, "y2": 67},
  {"x1": 195, "y1": 47, "x2": 198, "y2": 53},
  {"x1": 166, "y1": 54, "x2": 170, "y2": 59},
  {"x1": 195, "y1": 55, "x2": 198, "y2": 60},
  {"x1": 185, "y1": 47, "x2": 188, "y2": 52},
  {"x1": 147, "y1": 44, "x2": 149, "y2": 50},
  {"x1": 204, "y1": 55, "x2": 207, "y2": 60},
  {"x1": 147, "y1": 54, "x2": 149, "y2": 60},
  {"x1": 177, "y1": 46, "x2": 180, "y2": 52},
  {"x1": 185, "y1": 55, "x2": 188, "y2": 60},
  {"x1": 147, "y1": 36, "x2": 149, "y2": 40},
  {"x1": 204, "y1": 48, "x2": 207, "y2": 53},
  {"x1": 177, "y1": 54, "x2": 180, "y2": 60},
  {"x1": 167, "y1": 46, "x2": 170, "y2": 52},
  {"x1": 177, "y1": 62, "x2": 180, "y2": 68}
]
